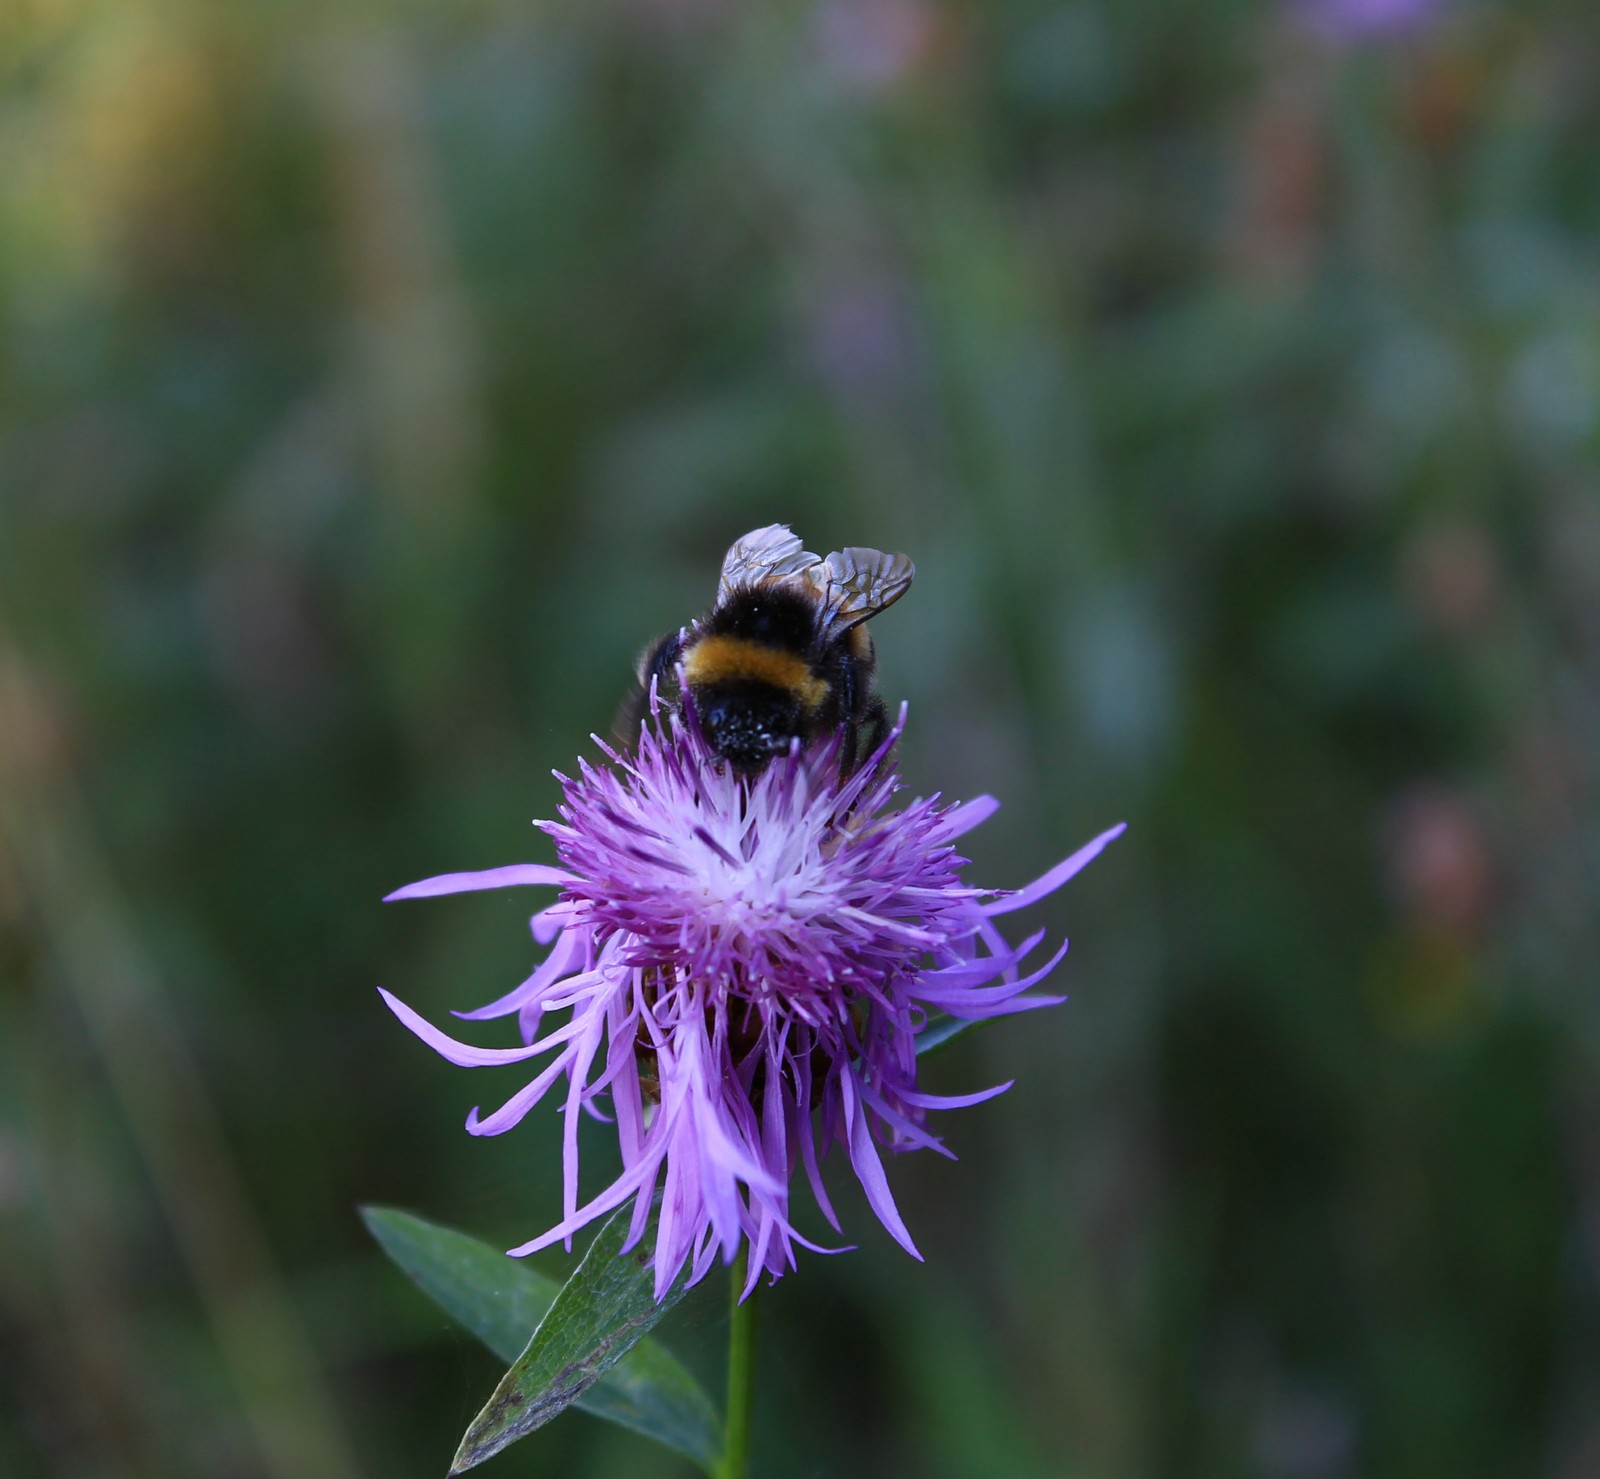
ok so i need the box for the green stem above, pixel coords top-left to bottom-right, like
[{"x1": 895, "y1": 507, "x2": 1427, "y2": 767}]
[{"x1": 716, "y1": 1247, "x2": 758, "y2": 1479}]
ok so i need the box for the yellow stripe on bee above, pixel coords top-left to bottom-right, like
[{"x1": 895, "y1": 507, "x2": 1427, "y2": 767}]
[{"x1": 683, "y1": 636, "x2": 828, "y2": 710}]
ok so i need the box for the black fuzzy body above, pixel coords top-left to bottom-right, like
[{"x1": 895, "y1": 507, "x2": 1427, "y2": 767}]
[{"x1": 619, "y1": 584, "x2": 888, "y2": 775}]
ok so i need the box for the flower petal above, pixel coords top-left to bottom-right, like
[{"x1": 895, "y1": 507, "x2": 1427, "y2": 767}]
[
  {"x1": 451, "y1": 930, "x2": 585, "y2": 1021},
  {"x1": 894, "y1": 1079, "x2": 1013, "y2": 1110},
  {"x1": 982, "y1": 822, "x2": 1126, "y2": 916},
  {"x1": 561, "y1": 1011, "x2": 609, "y2": 1245},
  {"x1": 940, "y1": 794, "x2": 1000, "y2": 839},
  {"x1": 384, "y1": 863, "x2": 572, "y2": 901},
  {"x1": 505, "y1": 1153, "x2": 662, "y2": 1258},
  {"x1": 921, "y1": 929, "x2": 1049, "y2": 990},
  {"x1": 842, "y1": 1072, "x2": 921, "y2": 1260},
  {"x1": 532, "y1": 903, "x2": 576, "y2": 945},
  {"x1": 913, "y1": 937, "x2": 1071, "y2": 1010},
  {"x1": 465, "y1": 1050, "x2": 577, "y2": 1136},
  {"x1": 379, "y1": 988, "x2": 576, "y2": 1067}
]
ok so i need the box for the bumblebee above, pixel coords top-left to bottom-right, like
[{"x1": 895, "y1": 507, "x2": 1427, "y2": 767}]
[{"x1": 619, "y1": 524, "x2": 914, "y2": 774}]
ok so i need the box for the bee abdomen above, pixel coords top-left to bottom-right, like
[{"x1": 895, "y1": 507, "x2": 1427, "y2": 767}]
[{"x1": 682, "y1": 635, "x2": 828, "y2": 712}]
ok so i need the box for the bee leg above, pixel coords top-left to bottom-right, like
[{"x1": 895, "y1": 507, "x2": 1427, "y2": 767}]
[
  {"x1": 855, "y1": 696, "x2": 889, "y2": 770},
  {"x1": 833, "y1": 647, "x2": 863, "y2": 774},
  {"x1": 641, "y1": 629, "x2": 685, "y2": 694},
  {"x1": 836, "y1": 661, "x2": 891, "y2": 777},
  {"x1": 613, "y1": 629, "x2": 684, "y2": 744},
  {"x1": 837, "y1": 698, "x2": 889, "y2": 777}
]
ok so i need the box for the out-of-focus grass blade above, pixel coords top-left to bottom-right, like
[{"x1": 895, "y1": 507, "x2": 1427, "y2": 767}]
[
  {"x1": 361, "y1": 1207, "x2": 719, "y2": 1473},
  {"x1": 436, "y1": 1200, "x2": 706, "y2": 1474}
]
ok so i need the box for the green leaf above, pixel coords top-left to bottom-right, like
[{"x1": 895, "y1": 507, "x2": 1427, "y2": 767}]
[
  {"x1": 915, "y1": 1012, "x2": 979, "y2": 1057},
  {"x1": 362, "y1": 1206, "x2": 720, "y2": 1473},
  {"x1": 362, "y1": 1207, "x2": 555, "y2": 1366},
  {"x1": 448, "y1": 1199, "x2": 706, "y2": 1474}
]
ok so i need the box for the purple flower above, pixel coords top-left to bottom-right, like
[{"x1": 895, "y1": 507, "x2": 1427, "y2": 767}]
[
  {"x1": 1293, "y1": 0, "x2": 1445, "y2": 42},
  {"x1": 382, "y1": 706, "x2": 1122, "y2": 1298}
]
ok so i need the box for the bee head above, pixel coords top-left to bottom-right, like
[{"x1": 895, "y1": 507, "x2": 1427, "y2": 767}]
[{"x1": 699, "y1": 680, "x2": 802, "y2": 773}]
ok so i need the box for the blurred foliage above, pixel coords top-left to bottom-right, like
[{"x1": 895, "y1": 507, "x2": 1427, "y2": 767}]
[{"x1": 2, "y1": 0, "x2": 1599, "y2": 1476}]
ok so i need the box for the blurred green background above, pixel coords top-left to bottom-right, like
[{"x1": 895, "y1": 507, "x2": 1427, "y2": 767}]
[{"x1": 3, "y1": 0, "x2": 1598, "y2": 1475}]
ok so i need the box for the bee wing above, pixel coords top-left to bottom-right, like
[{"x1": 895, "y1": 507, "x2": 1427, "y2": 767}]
[
  {"x1": 718, "y1": 524, "x2": 821, "y2": 599},
  {"x1": 806, "y1": 546, "x2": 915, "y2": 636}
]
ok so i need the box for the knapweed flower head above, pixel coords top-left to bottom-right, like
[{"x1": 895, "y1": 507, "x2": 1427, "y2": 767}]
[{"x1": 382, "y1": 705, "x2": 1122, "y2": 1299}]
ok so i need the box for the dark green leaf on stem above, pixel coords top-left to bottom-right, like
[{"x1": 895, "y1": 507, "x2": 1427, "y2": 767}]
[
  {"x1": 915, "y1": 1012, "x2": 979, "y2": 1057},
  {"x1": 437, "y1": 1199, "x2": 705, "y2": 1473},
  {"x1": 361, "y1": 1206, "x2": 719, "y2": 1472}
]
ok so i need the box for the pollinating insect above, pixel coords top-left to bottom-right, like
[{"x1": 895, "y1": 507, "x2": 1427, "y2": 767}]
[{"x1": 618, "y1": 524, "x2": 914, "y2": 774}]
